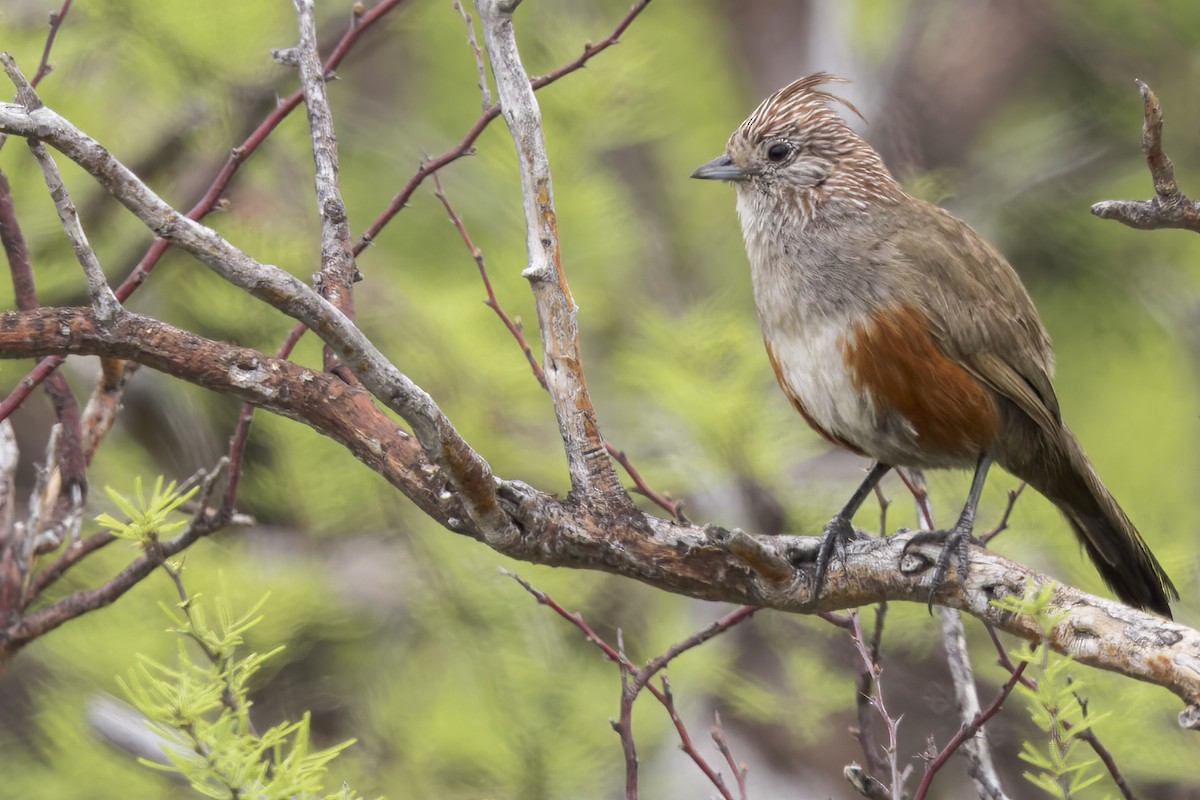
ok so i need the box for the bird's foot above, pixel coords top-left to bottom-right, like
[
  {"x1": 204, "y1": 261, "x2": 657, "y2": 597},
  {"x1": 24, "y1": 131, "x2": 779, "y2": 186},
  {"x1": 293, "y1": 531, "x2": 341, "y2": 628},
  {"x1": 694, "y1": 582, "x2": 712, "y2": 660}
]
[
  {"x1": 808, "y1": 515, "x2": 869, "y2": 605},
  {"x1": 902, "y1": 522, "x2": 981, "y2": 614}
]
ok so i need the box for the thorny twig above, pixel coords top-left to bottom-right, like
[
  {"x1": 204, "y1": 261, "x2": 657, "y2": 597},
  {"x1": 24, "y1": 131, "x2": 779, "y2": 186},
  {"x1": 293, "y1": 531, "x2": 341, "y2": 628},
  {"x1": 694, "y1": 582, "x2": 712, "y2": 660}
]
[
  {"x1": 898, "y1": 467, "x2": 1011, "y2": 799},
  {"x1": 848, "y1": 604, "x2": 889, "y2": 786},
  {"x1": 1073, "y1": 690, "x2": 1137, "y2": 800},
  {"x1": 32, "y1": 0, "x2": 73, "y2": 88},
  {"x1": 710, "y1": 711, "x2": 748, "y2": 800},
  {"x1": 356, "y1": 0, "x2": 653, "y2": 250},
  {"x1": 979, "y1": 482, "x2": 1024, "y2": 545},
  {"x1": 984, "y1": 627, "x2": 1136, "y2": 798},
  {"x1": 431, "y1": 173, "x2": 688, "y2": 521},
  {"x1": 912, "y1": 660, "x2": 1028, "y2": 800},
  {"x1": 0, "y1": 0, "x2": 410, "y2": 423},
  {"x1": 0, "y1": 0, "x2": 72, "y2": 154},
  {"x1": 848, "y1": 609, "x2": 906, "y2": 800},
  {"x1": 451, "y1": 0, "x2": 491, "y2": 110},
  {"x1": 503, "y1": 568, "x2": 752, "y2": 799}
]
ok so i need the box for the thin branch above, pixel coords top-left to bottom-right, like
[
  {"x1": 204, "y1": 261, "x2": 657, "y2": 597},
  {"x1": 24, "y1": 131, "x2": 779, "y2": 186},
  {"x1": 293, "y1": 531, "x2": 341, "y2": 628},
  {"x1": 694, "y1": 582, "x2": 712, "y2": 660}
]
[
  {"x1": 0, "y1": 0, "x2": 410, "y2": 423},
  {"x1": 503, "y1": 569, "x2": 746, "y2": 799},
  {"x1": 23, "y1": 133, "x2": 121, "y2": 324},
  {"x1": 4, "y1": 307, "x2": 1200, "y2": 709},
  {"x1": 606, "y1": 446, "x2": 688, "y2": 521},
  {"x1": 848, "y1": 609, "x2": 905, "y2": 800},
  {"x1": 293, "y1": 0, "x2": 361, "y2": 375},
  {"x1": 8, "y1": 510, "x2": 224, "y2": 649},
  {"x1": 476, "y1": 0, "x2": 631, "y2": 506},
  {"x1": 431, "y1": 173, "x2": 687, "y2": 520},
  {"x1": 222, "y1": 323, "x2": 307, "y2": 517},
  {"x1": 616, "y1": 628, "x2": 639, "y2": 799},
  {"x1": 979, "y1": 482, "x2": 1025, "y2": 546},
  {"x1": 913, "y1": 660, "x2": 1028, "y2": 800},
  {"x1": 899, "y1": 465, "x2": 1008, "y2": 798},
  {"x1": 22, "y1": 531, "x2": 115, "y2": 607},
  {"x1": 1073, "y1": 695, "x2": 1137, "y2": 800},
  {"x1": 451, "y1": 0, "x2": 491, "y2": 111},
  {"x1": 0, "y1": 95, "x2": 515, "y2": 545},
  {"x1": 850, "y1": 602, "x2": 889, "y2": 786},
  {"x1": 31, "y1": 0, "x2": 73, "y2": 88},
  {"x1": 637, "y1": 604, "x2": 758, "y2": 691},
  {"x1": 1091, "y1": 80, "x2": 1200, "y2": 232},
  {"x1": 0, "y1": 0, "x2": 71, "y2": 155},
  {"x1": 710, "y1": 712, "x2": 747, "y2": 800},
  {"x1": 356, "y1": 0, "x2": 653, "y2": 251},
  {"x1": 936, "y1": 605, "x2": 1009, "y2": 799},
  {"x1": 0, "y1": 163, "x2": 87, "y2": 563},
  {"x1": 655, "y1": 677, "x2": 734, "y2": 800},
  {"x1": 530, "y1": 0, "x2": 651, "y2": 91},
  {"x1": 989, "y1": 627, "x2": 1136, "y2": 798},
  {"x1": 431, "y1": 172, "x2": 546, "y2": 389}
]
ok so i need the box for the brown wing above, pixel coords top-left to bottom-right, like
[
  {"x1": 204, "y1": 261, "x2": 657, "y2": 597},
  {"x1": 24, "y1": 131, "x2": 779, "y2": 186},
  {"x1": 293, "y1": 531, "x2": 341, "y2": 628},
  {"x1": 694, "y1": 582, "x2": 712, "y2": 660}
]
[{"x1": 890, "y1": 200, "x2": 1061, "y2": 434}]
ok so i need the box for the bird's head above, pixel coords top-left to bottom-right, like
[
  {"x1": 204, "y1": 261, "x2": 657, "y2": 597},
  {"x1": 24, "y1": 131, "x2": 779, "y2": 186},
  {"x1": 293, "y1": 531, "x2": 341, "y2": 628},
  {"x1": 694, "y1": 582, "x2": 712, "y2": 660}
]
[{"x1": 692, "y1": 73, "x2": 901, "y2": 214}]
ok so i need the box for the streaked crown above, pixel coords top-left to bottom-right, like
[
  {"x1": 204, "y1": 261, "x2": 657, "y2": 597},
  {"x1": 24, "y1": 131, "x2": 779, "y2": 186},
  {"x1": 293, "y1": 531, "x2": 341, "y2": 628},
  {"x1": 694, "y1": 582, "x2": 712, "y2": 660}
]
[{"x1": 722, "y1": 73, "x2": 904, "y2": 215}]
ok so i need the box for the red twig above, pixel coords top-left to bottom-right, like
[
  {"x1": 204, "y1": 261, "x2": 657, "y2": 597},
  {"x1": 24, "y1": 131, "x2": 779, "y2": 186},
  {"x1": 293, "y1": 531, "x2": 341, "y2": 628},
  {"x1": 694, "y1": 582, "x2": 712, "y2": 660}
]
[
  {"x1": 656, "y1": 676, "x2": 735, "y2": 800},
  {"x1": 710, "y1": 711, "x2": 748, "y2": 800},
  {"x1": 22, "y1": 532, "x2": 115, "y2": 608},
  {"x1": 816, "y1": 610, "x2": 853, "y2": 629},
  {"x1": 31, "y1": 0, "x2": 73, "y2": 88},
  {"x1": 0, "y1": 0, "x2": 653, "y2": 425},
  {"x1": 431, "y1": 173, "x2": 688, "y2": 521},
  {"x1": 503, "y1": 569, "x2": 751, "y2": 799},
  {"x1": 1072, "y1": 702, "x2": 1137, "y2": 800},
  {"x1": 979, "y1": 482, "x2": 1025, "y2": 545},
  {"x1": 355, "y1": 0, "x2": 654, "y2": 251},
  {"x1": 529, "y1": 0, "x2": 651, "y2": 92},
  {"x1": 450, "y1": 0, "x2": 491, "y2": 111},
  {"x1": 606, "y1": 446, "x2": 688, "y2": 522},
  {"x1": 848, "y1": 608, "x2": 904, "y2": 797},
  {"x1": 913, "y1": 660, "x2": 1028, "y2": 800},
  {"x1": 985, "y1": 626, "x2": 1037, "y2": 690},
  {"x1": 986, "y1": 628, "x2": 1136, "y2": 798},
  {"x1": 0, "y1": 168, "x2": 86, "y2": 526},
  {"x1": 616, "y1": 629, "x2": 639, "y2": 799},
  {"x1": 222, "y1": 322, "x2": 308, "y2": 516},
  {"x1": 895, "y1": 466, "x2": 932, "y2": 529},
  {"x1": 431, "y1": 172, "x2": 546, "y2": 389},
  {"x1": 849, "y1": 603, "x2": 890, "y2": 785},
  {"x1": 0, "y1": 0, "x2": 409, "y2": 422}
]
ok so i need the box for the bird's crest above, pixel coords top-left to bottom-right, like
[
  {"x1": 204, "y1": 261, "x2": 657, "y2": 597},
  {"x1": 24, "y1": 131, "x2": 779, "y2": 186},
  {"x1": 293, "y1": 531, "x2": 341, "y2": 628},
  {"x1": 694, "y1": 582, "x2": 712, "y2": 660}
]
[{"x1": 737, "y1": 73, "x2": 866, "y2": 142}]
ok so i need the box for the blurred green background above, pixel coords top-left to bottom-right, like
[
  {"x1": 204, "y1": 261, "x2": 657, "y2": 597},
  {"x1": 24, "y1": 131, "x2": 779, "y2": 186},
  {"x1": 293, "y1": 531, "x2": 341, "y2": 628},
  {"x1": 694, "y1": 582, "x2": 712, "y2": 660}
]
[{"x1": 2, "y1": 0, "x2": 1200, "y2": 797}]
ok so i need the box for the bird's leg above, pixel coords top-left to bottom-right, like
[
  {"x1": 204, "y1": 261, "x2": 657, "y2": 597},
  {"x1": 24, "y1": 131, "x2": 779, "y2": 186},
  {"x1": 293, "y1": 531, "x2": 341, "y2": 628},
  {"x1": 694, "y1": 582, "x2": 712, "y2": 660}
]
[
  {"x1": 810, "y1": 461, "x2": 892, "y2": 603},
  {"x1": 904, "y1": 453, "x2": 993, "y2": 611}
]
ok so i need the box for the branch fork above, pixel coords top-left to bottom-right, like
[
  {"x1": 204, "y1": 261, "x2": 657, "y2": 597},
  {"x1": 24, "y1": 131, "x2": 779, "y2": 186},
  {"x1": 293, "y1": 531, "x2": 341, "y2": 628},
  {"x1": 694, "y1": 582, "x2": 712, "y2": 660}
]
[{"x1": 1091, "y1": 80, "x2": 1200, "y2": 232}]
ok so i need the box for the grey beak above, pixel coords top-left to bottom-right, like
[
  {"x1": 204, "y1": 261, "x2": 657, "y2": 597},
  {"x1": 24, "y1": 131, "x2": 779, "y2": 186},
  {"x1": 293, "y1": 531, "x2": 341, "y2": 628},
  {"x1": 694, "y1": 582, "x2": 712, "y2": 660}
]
[{"x1": 691, "y1": 154, "x2": 749, "y2": 181}]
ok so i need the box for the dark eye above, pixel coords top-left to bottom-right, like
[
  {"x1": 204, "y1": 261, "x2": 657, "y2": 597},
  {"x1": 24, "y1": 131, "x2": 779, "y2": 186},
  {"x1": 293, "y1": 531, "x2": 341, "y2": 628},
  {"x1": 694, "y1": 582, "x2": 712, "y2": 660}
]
[{"x1": 766, "y1": 142, "x2": 792, "y2": 162}]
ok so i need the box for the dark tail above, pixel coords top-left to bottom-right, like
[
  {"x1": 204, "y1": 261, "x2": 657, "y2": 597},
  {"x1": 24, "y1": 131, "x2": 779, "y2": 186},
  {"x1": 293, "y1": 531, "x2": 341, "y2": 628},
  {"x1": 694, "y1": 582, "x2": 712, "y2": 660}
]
[{"x1": 1007, "y1": 426, "x2": 1177, "y2": 618}]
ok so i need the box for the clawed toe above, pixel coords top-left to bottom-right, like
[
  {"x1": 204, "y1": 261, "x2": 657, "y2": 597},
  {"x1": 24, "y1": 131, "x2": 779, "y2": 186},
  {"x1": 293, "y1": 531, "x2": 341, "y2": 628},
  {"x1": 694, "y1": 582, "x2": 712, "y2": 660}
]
[
  {"x1": 903, "y1": 525, "x2": 979, "y2": 613},
  {"x1": 810, "y1": 516, "x2": 865, "y2": 604}
]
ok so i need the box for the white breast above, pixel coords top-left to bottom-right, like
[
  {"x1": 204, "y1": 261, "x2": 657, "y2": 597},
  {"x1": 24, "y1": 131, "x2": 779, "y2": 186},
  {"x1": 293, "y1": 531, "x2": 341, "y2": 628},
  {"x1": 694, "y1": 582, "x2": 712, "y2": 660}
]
[
  {"x1": 767, "y1": 323, "x2": 920, "y2": 462},
  {"x1": 770, "y1": 324, "x2": 869, "y2": 437}
]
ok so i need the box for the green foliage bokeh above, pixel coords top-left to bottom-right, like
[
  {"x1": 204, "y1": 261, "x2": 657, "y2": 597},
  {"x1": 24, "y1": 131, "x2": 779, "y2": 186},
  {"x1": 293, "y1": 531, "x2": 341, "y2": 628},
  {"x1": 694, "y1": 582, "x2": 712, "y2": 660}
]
[{"x1": 2, "y1": 0, "x2": 1200, "y2": 797}]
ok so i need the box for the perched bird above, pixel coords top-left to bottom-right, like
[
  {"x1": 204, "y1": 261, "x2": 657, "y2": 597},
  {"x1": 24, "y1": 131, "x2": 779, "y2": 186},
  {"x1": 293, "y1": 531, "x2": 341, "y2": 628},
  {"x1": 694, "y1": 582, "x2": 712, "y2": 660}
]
[{"x1": 691, "y1": 73, "x2": 1177, "y2": 616}]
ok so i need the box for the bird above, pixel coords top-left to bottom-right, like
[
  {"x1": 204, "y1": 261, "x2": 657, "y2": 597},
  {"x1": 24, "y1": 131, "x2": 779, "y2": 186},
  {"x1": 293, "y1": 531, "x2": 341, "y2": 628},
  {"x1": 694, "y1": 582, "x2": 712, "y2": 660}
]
[{"x1": 691, "y1": 73, "x2": 1177, "y2": 617}]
